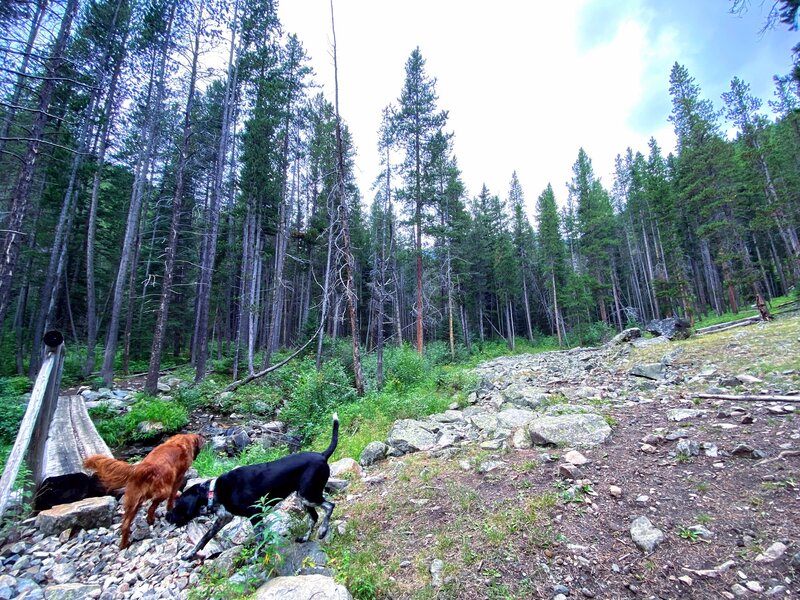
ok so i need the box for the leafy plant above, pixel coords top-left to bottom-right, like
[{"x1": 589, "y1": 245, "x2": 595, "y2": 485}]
[{"x1": 678, "y1": 525, "x2": 700, "y2": 542}]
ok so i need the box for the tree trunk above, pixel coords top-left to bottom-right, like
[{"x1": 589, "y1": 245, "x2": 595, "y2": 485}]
[
  {"x1": 0, "y1": 0, "x2": 79, "y2": 327},
  {"x1": 145, "y1": 3, "x2": 203, "y2": 394},
  {"x1": 101, "y1": 4, "x2": 175, "y2": 385}
]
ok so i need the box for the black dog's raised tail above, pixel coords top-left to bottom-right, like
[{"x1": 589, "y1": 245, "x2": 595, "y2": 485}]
[{"x1": 321, "y1": 413, "x2": 339, "y2": 460}]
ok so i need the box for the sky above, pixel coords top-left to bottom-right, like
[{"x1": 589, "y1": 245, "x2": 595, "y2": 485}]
[{"x1": 277, "y1": 1, "x2": 798, "y2": 217}]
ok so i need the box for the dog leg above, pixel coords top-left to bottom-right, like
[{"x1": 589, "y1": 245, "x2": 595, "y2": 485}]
[
  {"x1": 297, "y1": 496, "x2": 321, "y2": 543},
  {"x1": 120, "y1": 494, "x2": 145, "y2": 549},
  {"x1": 317, "y1": 500, "x2": 335, "y2": 539},
  {"x1": 146, "y1": 496, "x2": 167, "y2": 525},
  {"x1": 182, "y1": 510, "x2": 233, "y2": 561}
]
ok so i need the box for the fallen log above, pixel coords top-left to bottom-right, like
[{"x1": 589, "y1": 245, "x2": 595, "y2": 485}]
[
  {"x1": 695, "y1": 315, "x2": 762, "y2": 336},
  {"x1": 757, "y1": 449, "x2": 800, "y2": 466},
  {"x1": 693, "y1": 393, "x2": 800, "y2": 403},
  {"x1": 225, "y1": 326, "x2": 321, "y2": 392}
]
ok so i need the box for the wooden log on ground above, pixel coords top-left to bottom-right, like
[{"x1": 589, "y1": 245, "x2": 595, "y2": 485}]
[
  {"x1": 695, "y1": 315, "x2": 763, "y2": 336},
  {"x1": 693, "y1": 393, "x2": 800, "y2": 403},
  {"x1": 0, "y1": 332, "x2": 64, "y2": 520}
]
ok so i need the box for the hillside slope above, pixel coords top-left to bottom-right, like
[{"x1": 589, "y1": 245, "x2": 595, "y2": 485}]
[{"x1": 327, "y1": 316, "x2": 800, "y2": 599}]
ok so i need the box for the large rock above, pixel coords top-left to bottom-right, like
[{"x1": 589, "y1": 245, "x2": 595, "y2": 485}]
[
  {"x1": 42, "y1": 584, "x2": 101, "y2": 600},
  {"x1": 645, "y1": 317, "x2": 691, "y2": 340},
  {"x1": 254, "y1": 575, "x2": 352, "y2": 600},
  {"x1": 35, "y1": 496, "x2": 115, "y2": 536},
  {"x1": 527, "y1": 413, "x2": 612, "y2": 447},
  {"x1": 275, "y1": 541, "x2": 331, "y2": 577},
  {"x1": 629, "y1": 363, "x2": 665, "y2": 381},
  {"x1": 630, "y1": 516, "x2": 664, "y2": 553},
  {"x1": 496, "y1": 408, "x2": 537, "y2": 430},
  {"x1": 359, "y1": 441, "x2": 388, "y2": 466},
  {"x1": 386, "y1": 420, "x2": 437, "y2": 454},
  {"x1": 499, "y1": 384, "x2": 550, "y2": 409},
  {"x1": 329, "y1": 458, "x2": 362, "y2": 479},
  {"x1": 609, "y1": 327, "x2": 642, "y2": 345}
]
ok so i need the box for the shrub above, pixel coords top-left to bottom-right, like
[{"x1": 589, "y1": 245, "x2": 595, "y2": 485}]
[
  {"x1": 280, "y1": 359, "x2": 356, "y2": 444},
  {"x1": 384, "y1": 345, "x2": 428, "y2": 391},
  {"x1": 0, "y1": 377, "x2": 32, "y2": 445},
  {"x1": 92, "y1": 394, "x2": 189, "y2": 447}
]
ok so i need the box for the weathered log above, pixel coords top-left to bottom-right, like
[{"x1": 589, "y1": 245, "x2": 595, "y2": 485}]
[
  {"x1": 225, "y1": 327, "x2": 321, "y2": 392},
  {"x1": 0, "y1": 332, "x2": 64, "y2": 520},
  {"x1": 695, "y1": 316, "x2": 762, "y2": 335},
  {"x1": 693, "y1": 393, "x2": 800, "y2": 403}
]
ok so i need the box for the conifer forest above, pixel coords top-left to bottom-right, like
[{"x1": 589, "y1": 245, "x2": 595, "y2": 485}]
[{"x1": 1, "y1": 0, "x2": 799, "y2": 392}]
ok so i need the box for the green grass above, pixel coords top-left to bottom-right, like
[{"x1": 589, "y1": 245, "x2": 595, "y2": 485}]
[{"x1": 92, "y1": 394, "x2": 189, "y2": 447}]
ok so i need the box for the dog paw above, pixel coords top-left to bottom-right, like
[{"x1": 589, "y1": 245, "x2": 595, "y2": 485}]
[
  {"x1": 318, "y1": 527, "x2": 329, "y2": 539},
  {"x1": 295, "y1": 534, "x2": 311, "y2": 543},
  {"x1": 181, "y1": 553, "x2": 196, "y2": 561}
]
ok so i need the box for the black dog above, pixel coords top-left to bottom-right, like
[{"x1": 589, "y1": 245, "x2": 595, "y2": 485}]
[{"x1": 167, "y1": 413, "x2": 339, "y2": 560}]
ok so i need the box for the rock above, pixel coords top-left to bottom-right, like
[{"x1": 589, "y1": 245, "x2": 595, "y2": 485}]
[
  {"x1": 630, "y1": 516, "x2": 664, "y2": 553},
  {"x1": 478, "y1": 460, "x2": 505, "y2": 473},
  {"x1": 480, "y1": 439, "x2": 504, "y2": 450},
  {"x1": 36, "y1": 497, "x2": 116, "y2": 536},
  {"x1": 136, "y1": 421, "x2": 165, "y2": 436},
  {"x1": 275, "y1": 541, "x2": 331, "y2": 577},
  {"x1": 43, "y1": 584, "x2": 101, "y2": 600},
  {"x1": 225, "y1": 426, "x2": 251, "y2": 455},
  {"x1": 510, "y1": 427, "x2": 532, "y2": 449},
  {"x1": 254, "y1": 575, "x2": 352, "y2": 599},
  {"x1": 736, "y1": 374, "x2": 762, "y2": 384},
  {"x1": 156, "y1": 382, "x2": 171, "y2": 393},
  {"x1": 528, "y1": 413, "x2": 612, "y2": 448},
  {"x1": 755, "y1": 542, "x2": 787, "y2": 563},
  {"x1": 609, "y1": 485, "x2": 622, "y2": 498},
  {"x1": 687, "y1": 525, "x2": 713, "y2": 539},
  {"x1": 386, "y1": 420, "x2": 437, "y2": 454},
  {"x1": 639, "y1": 443, "x2": 657, "y2": 454},
  {"x1": 467, "y1": 413, "x2": 499, "y2": 435},
  {"x1": 745, "y1": 581, "x2": 763, "y2": 592},
  {"x1": 563, "y1": 450, "x2": 588, "y2": 465},
  {"x1": 329, "y1": 458, "x2": 362, "y2": 479},
  {"x1": 543, "y1": 404, "x2": 593, "y2": 416},
  {"x1": 731, "y1": 443, "x2": 757, "y2": 458},
  {"x1": 429, "y1": 410, "x2": 464, "y2": 423},
  {"x1": 667, "y1": 409, "x2": 707, "y2": 422},
  {"x1": 430, "y1": 558, "x2": 444, "y2": 587},
  {"x1": 730, "y1": 583, "x2": 748, "y2": 597},
  {"x1": 359, "y1": 441, "x2": 388, "y2": 466},
  {"x1": 48, "y1": 563, "x2": 76, "y2": 584},
  {"x1": 499, "y1": 383, "x2": 550, "y2": 409},
  {"x1": 608, "y1": 328, "x2": 642, "y2": 345},
  {"x1": 629, "y1": 363, "x2": 666, "y2": 381},
  {"x1": 496, "y1": 408, "x2": 537, "y2": 430},
  {"x1": 645, "y1": 317, "x2": 691, "y2": 340},
  {"x1": 675, "y1": 439, "x2": 700, "y2": 457},
  {"x1": 325, "y1": 478, "x2": 348, "y2": 493},
  {"x1": 559, "y1": 464, "x2": 582, "y2": 480}
]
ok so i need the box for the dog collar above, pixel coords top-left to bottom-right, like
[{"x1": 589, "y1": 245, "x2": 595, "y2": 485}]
[{"x1": 207, "y1": 478, "x2": 217, "y2": 508}]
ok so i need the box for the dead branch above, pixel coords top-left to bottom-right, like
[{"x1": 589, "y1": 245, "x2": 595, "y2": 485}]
[
  {"x1": 756, "y1": 449, "x2": 800, "y2": 466},
  {"x1": 224, "y1": 326, "x2": 321, "y2": 392}
]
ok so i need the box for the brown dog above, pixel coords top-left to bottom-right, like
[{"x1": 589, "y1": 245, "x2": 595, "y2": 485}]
[{"x1": 84, "y1": 433, "x2": 204, "y2": 548}]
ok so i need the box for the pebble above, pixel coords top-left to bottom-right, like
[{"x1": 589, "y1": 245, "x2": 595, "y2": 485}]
[{"x1": 608, "y1": 485, "x2": 622, "y2": 498}]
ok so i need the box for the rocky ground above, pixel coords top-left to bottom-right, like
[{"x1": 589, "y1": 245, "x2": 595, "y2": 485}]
[
  {"x1": 337, "y1": 315, "x2": 800, "y2": 599},
  {"x1": 0, "y1": 315, "x2": 798, "y2": 599}
]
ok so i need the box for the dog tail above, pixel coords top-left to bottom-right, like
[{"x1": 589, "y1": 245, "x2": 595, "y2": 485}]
[
  {"x1": 321, "y1": 412, "x2": 339, "y2": 460},
  {"x1": 83, "y1": 455, "x2": 136, "y2": 490}
]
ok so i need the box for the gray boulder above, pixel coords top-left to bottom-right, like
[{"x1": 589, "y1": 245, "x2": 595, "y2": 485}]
[
  {"x1": 645, "y1": 317, "x2": 691, "y2": 340},
  {"x1": 275, "y1": 541, "x2": 332, "y2": 577},
  {"x1": 500, "y1": 383, "x2": 550, "y2": 409},
  {"x1": 254, "y1": 575, "x2": 352, "y2": 600},
  {"x1": 387, "y1": 420, "x2": 437, "y2": 454},
  {"x1": 36, "y1": 496, "x2": 115, "y2": 536},
  {"x1": 528, "y1": 413, "x2": 612, "y2": 447},
  {"x1": 629, "y1": 363, "x2": 666, "y2": 381},
  {"x1": 359, "y1": 441, "x2": 388, "y2": 466},
  {"x1": 496, "y1": 408, "x2": 537, "y2": 430},
  {"x1": 42, "y1": 584, "x2": 101, "y2": 600},
  {"x1": 609, "y1": 327, "x2": 642, "y2": 345},
  {"x1": 630, "y1": 516, "x2": 664, "y2": 553}
]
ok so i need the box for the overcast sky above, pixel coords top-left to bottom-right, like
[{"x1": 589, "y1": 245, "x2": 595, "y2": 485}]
[{"x1": 278, "y1": 1, "x2": 797, "y2": 216}]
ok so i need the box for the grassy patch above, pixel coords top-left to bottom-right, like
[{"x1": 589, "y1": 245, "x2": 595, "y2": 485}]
[{"x1": 92, "y1": 394, "x2": 189, "y2": 447}]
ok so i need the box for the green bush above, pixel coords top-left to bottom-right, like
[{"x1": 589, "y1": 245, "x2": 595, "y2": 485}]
[
  {"x1": 384, "y1": 345, "x2": 428, "y2": 391},
  {"x1": 93, "y1": 395, "x2": 189, "y2": 447},
  {"x1": 0, "y1": 377, "x2": 32, "y2": 445},
  {"x1": 280, "y1": 359, "x2": 356, "y2": 444}
]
